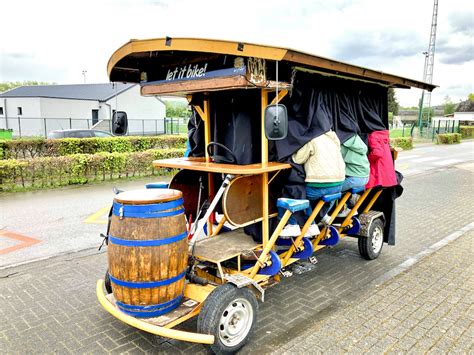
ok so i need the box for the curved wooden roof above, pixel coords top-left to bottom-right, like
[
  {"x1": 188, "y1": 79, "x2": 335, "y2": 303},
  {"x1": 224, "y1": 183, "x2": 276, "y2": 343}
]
[{"x1": 108, "y1": 37, "x2": 437, "y2": 91}]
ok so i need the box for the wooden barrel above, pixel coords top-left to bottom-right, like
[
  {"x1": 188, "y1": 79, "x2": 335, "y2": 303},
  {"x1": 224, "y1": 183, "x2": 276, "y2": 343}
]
[{"x1": 107, "y1": 188, "x2": 188, "y2": 318}]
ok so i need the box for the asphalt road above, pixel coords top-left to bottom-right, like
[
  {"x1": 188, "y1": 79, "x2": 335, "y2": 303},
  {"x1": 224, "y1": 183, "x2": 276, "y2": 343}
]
[{"x1": 0, "y1": 141, "x2": 473, "y2": 269}]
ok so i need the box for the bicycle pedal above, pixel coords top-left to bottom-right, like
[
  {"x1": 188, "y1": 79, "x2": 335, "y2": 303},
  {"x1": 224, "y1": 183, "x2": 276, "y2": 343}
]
[{"x1": 309, "y1": 256, "x2": 318, "y2": 264}]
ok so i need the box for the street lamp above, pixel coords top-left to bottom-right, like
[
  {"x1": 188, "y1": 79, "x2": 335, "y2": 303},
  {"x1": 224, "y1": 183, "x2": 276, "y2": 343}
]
[{"x1": 82, "y1": 70, "x2": 87, "y2": 84}]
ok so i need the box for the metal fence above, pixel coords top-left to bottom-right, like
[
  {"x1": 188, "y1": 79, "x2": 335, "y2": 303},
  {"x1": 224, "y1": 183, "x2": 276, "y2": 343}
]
[
  {"x1": 0, "y1": 117, "x2": 188, "y2": 138},
  {"x1": 389, "y1": 119, "x2": 460, "y2": 141}
]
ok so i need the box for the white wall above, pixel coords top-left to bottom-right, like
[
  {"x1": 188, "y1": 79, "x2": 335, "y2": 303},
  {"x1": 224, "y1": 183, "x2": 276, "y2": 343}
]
[
  {"x1": 0, "y1": 85, "x2": 167, "y2": 137},
  {"x1": 107, "y1": 85, "x2": 166, "y2": 135},
  {"x1": 40, "y1": 97, "x2": 99, "y2": 119},
  {"x1": 0, "y1": 97, "x2": 43, "y2": 136},
  {"x1": 40, "y1": 97, "x2": 101, "y2": 133}
]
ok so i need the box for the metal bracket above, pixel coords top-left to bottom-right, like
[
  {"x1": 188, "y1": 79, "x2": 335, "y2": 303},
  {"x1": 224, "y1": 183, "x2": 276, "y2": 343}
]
[
  {"x1": 357, "y1": 211, "x2": 385, "y2": 237},
  {"x1": 224, "y1": 274, "x2": 265, "y2": 302}
]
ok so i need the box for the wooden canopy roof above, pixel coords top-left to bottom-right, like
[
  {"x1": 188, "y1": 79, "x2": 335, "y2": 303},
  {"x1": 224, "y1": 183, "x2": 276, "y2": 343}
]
[{"x1": 108, "y1": 37, "x2": 437, "y2": 92}]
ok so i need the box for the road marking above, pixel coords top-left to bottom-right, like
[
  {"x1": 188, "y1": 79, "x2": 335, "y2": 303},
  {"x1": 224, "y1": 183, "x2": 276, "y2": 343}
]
[
  {"x1": 433, "y1": 159, "x2": 462, "y2": 166},
  {"x1": 403, "y1": 169, "x2": 424, "y2": 177},
  {"x1": 396, "y1": 163, "x2": 409, "y2": 170},
  {"x1": 84, "y1": 206, "x2": 110, "y2": 225},
  {"x1": 0, "y1": 231, "x2": 41, "y2": 255},
  {"x1": 410, "y1": 156, "x2": 439, "y2": 163},
  {"x1": 397, "y1": 154, "x2": 421, "y2": 161}
]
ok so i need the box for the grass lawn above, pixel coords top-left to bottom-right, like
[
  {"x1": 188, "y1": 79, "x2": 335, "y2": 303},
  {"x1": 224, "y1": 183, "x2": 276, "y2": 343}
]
[{"x1": 389, "y1": 129, "x2": 408, "y2": 138}]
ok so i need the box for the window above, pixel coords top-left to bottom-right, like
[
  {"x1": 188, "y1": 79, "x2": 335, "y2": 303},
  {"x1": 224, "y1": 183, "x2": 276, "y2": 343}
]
[
  {"x1": 0, "y1": 107, "x2": 3, "y2": 115},
  {"x1": 17, "y1": 107, "x2": 22, "y2": 115}
]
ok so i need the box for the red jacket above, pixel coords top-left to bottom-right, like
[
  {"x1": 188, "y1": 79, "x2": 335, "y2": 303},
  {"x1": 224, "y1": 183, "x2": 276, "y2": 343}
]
[{"x1": 366, "y1": 130, "x2": 397, "y2": 189}]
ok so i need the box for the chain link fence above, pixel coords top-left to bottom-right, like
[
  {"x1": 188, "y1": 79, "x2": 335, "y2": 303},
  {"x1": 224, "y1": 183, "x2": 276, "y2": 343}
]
[{"x1": 0, "y1": 117, "x2": 189, "y2": 138}]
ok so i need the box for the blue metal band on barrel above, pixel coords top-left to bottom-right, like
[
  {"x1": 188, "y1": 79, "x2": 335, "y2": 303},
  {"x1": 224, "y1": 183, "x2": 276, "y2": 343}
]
[
  {"x1": 116, "y1": 294, "x2": 183, "y2": 312},
  {"x1": 108, "y1": 231, "x2": 187, "y2": 247},
  {"x1": 112, "y1": 198, "x2": 184, "y2": 219},
  {"x1": 116, "y1": 295, "x2": 183, "y2": 318},
  {"x1": 108, "y1": 270, "x2": 187, "y2": 289}
]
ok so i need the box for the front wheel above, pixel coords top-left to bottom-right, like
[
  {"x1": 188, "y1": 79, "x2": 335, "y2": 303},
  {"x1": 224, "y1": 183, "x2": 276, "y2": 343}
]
[
  {"x1": 197, "y1": 283, "x2": 258, "y2": 354},
  {"x1": 358, "y1": 218, "x2": 384, "y2": 260},
  {"x1": 104, "y1": 269, "x2": 112, "y2": 294}
]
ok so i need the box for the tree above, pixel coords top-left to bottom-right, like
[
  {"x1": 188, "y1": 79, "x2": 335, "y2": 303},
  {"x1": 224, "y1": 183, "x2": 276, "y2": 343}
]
[
  {"x1": 468, "y1": 93, "x2": 474, "y2": 102},
  {"x1": 0, "y1": 81, "x2": 55, "y2": 93},
  {"x1": 387, "y1": 88, "x2": 399, "y2": 116},
  {"x1": 443, "y1": 95, "x2": 456, "y2": 115},
  {"x1": 165, "y1": 100, "x2": 191, "y2": 118}
]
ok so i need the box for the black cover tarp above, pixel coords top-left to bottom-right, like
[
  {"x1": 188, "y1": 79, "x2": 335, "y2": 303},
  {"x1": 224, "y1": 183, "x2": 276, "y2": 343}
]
[
  {"x1": 275, "y1": 72, "x2": 388, "y2": 160},
  {"x1": 188, "y1": 72, "x2": 399, "y2": 244},
  {"x1": 187, "y1": 91, "x2": 261, "y2": 164}
]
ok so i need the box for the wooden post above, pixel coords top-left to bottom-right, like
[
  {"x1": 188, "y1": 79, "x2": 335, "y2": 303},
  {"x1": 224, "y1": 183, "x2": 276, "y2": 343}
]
[{"x1": 261, "y1": 90, "x2": 269, "y2": 247}]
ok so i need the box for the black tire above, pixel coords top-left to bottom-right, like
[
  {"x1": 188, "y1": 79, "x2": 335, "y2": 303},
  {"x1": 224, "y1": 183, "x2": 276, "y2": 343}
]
[
  {"x1": 197, "y1": 283, "x2": 258, "y2": 354},
  {"x1": 104, "y1": 269, "x2": 112, "y2": 294},
  {"x1": 358, "y1": 218, "x2": 384, "y2": 260}
]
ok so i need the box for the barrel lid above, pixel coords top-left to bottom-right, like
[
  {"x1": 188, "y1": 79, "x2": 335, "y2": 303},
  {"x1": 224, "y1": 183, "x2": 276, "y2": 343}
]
[{"x1": 114, "y1": 189, "x2": 183, "y2": 205}]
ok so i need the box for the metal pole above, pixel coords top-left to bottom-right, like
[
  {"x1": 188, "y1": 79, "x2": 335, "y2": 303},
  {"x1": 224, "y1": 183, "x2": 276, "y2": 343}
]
[
  {"x1": 155, "y1": 119, "x2": 157, "y2": 135},
  {"x1": 44, "y1": 118, "x2": 47, "y2": 137},
  {"x1": 17, "y1": 117, "x2": 21, "y2": 138},
  {"x1": 70, "y1": 117, "x2": 72, "y2": 129},
  {"x1": 402, "y1": 124, "x2": 405, "y2": 137},
  {"x1": 417, "y1": 90, "x2": 425, "y2": 135},
  {"x1": 142, "y1": 120, "x2": 145, "y2": 136}
]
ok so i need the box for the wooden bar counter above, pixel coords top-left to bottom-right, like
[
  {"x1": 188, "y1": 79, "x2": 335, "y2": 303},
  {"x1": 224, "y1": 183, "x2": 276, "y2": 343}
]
[{"x1": 153, "y1": 157, "x2": 291, "y2": 175}]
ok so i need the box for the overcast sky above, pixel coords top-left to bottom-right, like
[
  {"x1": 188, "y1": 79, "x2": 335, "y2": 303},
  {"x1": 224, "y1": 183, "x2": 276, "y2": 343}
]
[{"x1": 1, "y1": 0, "x2": 472, "y2": 107}]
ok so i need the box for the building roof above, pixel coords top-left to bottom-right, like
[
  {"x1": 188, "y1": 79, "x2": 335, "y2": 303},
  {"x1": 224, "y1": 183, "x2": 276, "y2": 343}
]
[{"x1": 0, "y1": 83, "x2": 135, "y2": 101}]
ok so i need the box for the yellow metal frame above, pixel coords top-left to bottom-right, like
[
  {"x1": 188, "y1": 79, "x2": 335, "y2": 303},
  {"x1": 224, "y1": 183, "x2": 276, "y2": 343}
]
[
  {"x1": 337, "y1": 189, "x2": 371, "y2": 235},
  {"x1": 99, "y1": 36, "x2": 404, "y2": 347},
  {"x1": 96, "y1": 280, "x2": 215, "y2": 345}
]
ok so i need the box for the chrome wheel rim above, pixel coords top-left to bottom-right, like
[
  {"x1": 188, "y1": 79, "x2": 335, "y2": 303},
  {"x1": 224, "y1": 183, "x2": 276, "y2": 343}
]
[
  {"x1": 218, "y1": 297, "x2": 253, "y2": 347},
  {"x1": 372, "y1": 225, "x2": 383, "y2": 253}
]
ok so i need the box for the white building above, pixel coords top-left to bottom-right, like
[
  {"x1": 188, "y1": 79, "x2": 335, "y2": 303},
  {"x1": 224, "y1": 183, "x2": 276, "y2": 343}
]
[{"x1": 0, "y1": 83, "x2": 166, "y2": 137}]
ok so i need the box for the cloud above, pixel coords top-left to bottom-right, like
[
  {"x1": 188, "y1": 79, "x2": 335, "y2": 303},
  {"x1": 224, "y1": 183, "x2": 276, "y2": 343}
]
[
  {"x1": 448, "y1": 11, "x2": 474, "y2": 36},
  {"x1": 437, "y1": 46, "x2": 473, "y2": 65},
  {"x1": 330, "y1": 31, "x2": 424, "y2": 61},
  {"x1": 436, "y1": 36, "x2": 474, "y2": 65}
]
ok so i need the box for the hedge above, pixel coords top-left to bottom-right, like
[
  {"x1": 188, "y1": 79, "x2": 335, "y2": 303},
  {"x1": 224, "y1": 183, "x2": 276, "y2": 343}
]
[
  {"x1": 0, "y1": 148, "x2": 185, "y2": 191},
  {"x1": 390, "y1": 137, "x2": 413, "y2": 150},
  {"x1": 0, "y1": 135, "x2": 187, "y2": 159},
  {"x1": 437, "y1": 133, "x2": 462, "y2": 144},
  {"x1": 460, "y1": 126, "x2": 474, "y2": 139}
]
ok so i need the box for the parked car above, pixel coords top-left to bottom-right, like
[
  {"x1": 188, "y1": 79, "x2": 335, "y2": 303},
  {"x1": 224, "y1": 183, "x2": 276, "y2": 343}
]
[{"x1": 47, "y1": 129, "x2": 114, "y2": 139}]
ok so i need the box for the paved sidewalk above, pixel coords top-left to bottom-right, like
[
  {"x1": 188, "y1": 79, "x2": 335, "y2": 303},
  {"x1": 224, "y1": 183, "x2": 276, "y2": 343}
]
[{"x1": 273, "y1": 231, "x2": 474, "y2": 354}]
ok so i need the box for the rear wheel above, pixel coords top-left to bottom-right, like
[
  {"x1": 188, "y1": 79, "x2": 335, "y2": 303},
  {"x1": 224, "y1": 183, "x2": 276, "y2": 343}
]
[
  {"x1": 197, "y1": 283, "x2": 258, "y2": 354},
  {"x1": 358, "y1": 218, "x2": 384, "y2": 260},
  {"x1": 104, "y1": 269, "x2": 112, "y2": 294}
]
